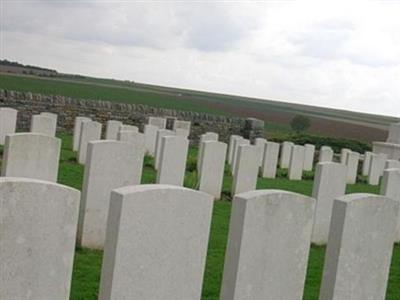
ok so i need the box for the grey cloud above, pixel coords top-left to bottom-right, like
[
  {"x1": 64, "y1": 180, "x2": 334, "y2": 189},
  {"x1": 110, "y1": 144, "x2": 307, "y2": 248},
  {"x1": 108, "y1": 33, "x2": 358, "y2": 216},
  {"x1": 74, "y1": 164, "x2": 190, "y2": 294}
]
[
  {"x1": 3, "y1": 2, "x2": 181, "y2": 49},
  {"x1": 177, "y1": 3, "x2": 255, "y2": 52},
  {"x1": 3, "y1": 1, "x2": 256, "y2": 52}
]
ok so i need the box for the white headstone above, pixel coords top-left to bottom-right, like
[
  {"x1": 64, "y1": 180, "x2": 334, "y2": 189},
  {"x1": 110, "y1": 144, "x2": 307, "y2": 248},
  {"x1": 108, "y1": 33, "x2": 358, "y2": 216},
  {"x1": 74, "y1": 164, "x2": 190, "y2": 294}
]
[
  {"x1": 228, "y1": 135, "x2": 241, "y2": 164},
  {"x1": 340, "y1": 148, "x2": 351, "y2": 164},
  {"x1": 78, "y1": 141, "x2": 142, "y2": 249},
  {"x1": 231, "y1": 138, "x2": 250, "y2": 176},
  {"x1": 288, "y1": 145, "x2": 305, "y2": 180},
  {"x1": 381, "y1": 168, "x2": 400, "y2": 242},
  {"x1": 362, "y1": 151, "x2": 373, "y2": 176},
  {"x1": 98, "y1": 185, "x2": 213, "y2": 300},
  {"x1": 78, "y1": 121, "x2": 102, "y2": 164},
  {"x1": 261, "y1": 141, "x2": 280, "y2": 178},
  {"x1": 311, "y1": 162, "x2": 347, "y2": 245},
  {"x1": 231, "y1": 145, "x2": 260, "y2": 195},
  {"x1": 73, "y1": 116, "x2": 91, "y2": 151},
  {"x1": 173, "y1": 120, "x2": 191, "y2": 130},
  {"x1": 105, "y1": 120, "x2": 123, "y2": 140},
  {"x1": 144, "y1": 124, "x2": 158, "y2": 156},
  {"x1": 280, "y1": 141, "x2": 294, "y2": 169},
  {"x1": 198, "y1": 132, "x2": 219, "y2": 174},
  {"x1": 220, "y1": 190, "x2": 315, "y2": 300},
  {"x1": 174, "y1": 127, "x2": 190, "y2": 137},
  {"x1": 345, "y1": 151, "x2": 360, "y2": 184},
  {"x1": 30, "y1": 114, "x2": 57, "y2": 136},
  {"x1": 156, "y1": 136, "x2": 189, "y2": 186},
  {"x1": 1, "y1": 133, "x2": 61, "y2": 182},
  {"x1": 148, "y1": 116, "x2": 166, "y2": 129},
  {"x1": 320, "y1": 193, "x2": 399, "y2": 300},
  {"x1": 385, "y1": 159, "x2": 400, "y2": 169},
  {"x1": 154, "y1": 129, "x2": 175, "y2": 170},
  {"x1": 117, "y1": 130, "x2": 145, "y2": 151},
  {"x1": 368, "y1": 153, "x2": 388, "y2": 185},
  {"x1": 0, "y1": 178, "x2": 80, "y2": 300},
  {"x1": 119, "y1": 124, "x2": 139, "y2": 133},
  {"x1": 303, "y1": 144, "x2": 315, "y2": 171},
  {"x1": 199, "y1": 141, "x2": 227, "y2": 199},
  {"x1": 0, "y1": 107, "x2": 17, "y2": 145},
  {"x1": 319, "y1": 146, "x2": 334, "y2": 162},
  {"x1": 40, "y1": 111, "x2": 57, "y2": 123},
  {"x1": 254, "y1": 137, "x2": 267, "y2": 167}
]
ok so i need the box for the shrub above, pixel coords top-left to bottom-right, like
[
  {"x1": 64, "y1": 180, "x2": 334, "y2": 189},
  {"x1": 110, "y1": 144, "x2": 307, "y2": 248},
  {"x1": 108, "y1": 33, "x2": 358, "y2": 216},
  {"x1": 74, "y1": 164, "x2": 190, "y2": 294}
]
[
  {"x1": 270, "y1": 133, "x2": 371, "y2": 153},
  {"x1": 290, "y1": 115, "x2": 311, "y2": 133}
]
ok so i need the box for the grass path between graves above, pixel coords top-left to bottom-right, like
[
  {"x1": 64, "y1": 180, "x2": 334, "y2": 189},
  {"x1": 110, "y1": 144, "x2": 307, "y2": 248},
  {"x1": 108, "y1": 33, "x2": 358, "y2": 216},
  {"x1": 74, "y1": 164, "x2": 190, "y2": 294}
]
[{"x1": 54, "y1": 134, "x2": 399, "y2": 300}]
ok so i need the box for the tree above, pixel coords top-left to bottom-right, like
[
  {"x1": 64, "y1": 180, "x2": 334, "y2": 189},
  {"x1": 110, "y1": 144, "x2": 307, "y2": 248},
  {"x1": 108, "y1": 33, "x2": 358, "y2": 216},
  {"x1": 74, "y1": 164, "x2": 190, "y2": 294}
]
[{"x1": 291, "y1": 115, "x2": 311, "y2": 133}]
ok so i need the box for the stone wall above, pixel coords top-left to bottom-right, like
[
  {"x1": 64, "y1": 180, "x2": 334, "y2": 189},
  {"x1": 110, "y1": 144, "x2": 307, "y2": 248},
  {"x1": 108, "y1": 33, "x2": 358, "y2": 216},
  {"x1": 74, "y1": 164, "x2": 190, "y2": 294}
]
[{"x1": 0, "y1": 89, "x2": 265, "y2": 143}]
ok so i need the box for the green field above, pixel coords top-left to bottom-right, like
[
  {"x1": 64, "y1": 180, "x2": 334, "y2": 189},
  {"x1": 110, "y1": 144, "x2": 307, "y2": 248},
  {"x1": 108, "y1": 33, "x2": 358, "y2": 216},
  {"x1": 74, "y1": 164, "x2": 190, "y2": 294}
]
[
  {"x1": 49, "y1": 133, "x2": 399, "y2": 300},
  {"x1": 0, "y1": 72, "x2": 397, "y2": 131}
]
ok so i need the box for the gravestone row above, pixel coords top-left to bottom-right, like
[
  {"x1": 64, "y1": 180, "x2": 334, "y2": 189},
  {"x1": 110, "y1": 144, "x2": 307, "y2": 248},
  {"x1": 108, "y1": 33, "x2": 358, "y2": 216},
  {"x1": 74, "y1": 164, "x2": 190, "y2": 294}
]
[{"x1": 1, "y1": 181, "x2": 398, "y2": 300}]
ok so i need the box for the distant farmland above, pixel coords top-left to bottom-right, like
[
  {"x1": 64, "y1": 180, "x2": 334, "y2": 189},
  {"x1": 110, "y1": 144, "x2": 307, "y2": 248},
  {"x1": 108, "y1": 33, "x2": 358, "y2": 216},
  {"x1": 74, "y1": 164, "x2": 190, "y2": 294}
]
[{"x1": 0, "y1": 72, "x2": 397, "y2": 142}]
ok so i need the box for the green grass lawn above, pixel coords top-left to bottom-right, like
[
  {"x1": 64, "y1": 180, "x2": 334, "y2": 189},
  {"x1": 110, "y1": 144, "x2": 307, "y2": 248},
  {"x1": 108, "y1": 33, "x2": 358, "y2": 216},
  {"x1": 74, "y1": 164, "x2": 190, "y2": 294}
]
[{"x1": 52, "y1": 133, "x2": 399, "y2": 299}]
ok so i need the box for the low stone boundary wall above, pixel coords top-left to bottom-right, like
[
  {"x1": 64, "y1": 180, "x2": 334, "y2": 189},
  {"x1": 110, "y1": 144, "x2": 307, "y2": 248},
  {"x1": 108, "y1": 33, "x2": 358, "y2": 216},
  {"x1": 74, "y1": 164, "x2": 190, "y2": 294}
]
[{"x1": 0, "y1": 89, "x2": 265, "y2": 143}]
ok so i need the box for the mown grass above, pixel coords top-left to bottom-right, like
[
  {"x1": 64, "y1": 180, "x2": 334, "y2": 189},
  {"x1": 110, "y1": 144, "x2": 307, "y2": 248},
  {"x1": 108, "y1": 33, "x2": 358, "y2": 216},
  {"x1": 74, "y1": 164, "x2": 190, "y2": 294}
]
[{"x1": 50, "y1": 133, "x2": 399, "y2": 299}]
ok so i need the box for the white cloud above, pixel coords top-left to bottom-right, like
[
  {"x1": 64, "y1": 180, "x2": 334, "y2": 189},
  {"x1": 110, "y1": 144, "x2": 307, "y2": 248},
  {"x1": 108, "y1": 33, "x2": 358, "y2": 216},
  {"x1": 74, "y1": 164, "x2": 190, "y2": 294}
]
[{"x1": 1, "y1": 0, "x2": 400, "y2": 116}]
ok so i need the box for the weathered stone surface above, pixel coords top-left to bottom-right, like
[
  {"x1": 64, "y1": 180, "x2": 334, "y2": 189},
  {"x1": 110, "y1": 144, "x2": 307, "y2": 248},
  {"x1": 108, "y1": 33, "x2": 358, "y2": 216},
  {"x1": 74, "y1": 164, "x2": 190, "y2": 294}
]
[
  {"x1": 40, "y1": 112, "x2": 58, "y2": 123},
  {"x1": 73, "y1": 116, "x2": 91, "y2": 151},
  {"x1": 254, "y1": 137, "x2": 267, "y2": 167},
  {"x1": 231, "y1": 138, "x2": 250, "y2": 176},
  {"x1": 231, "y1": 145, "x2": 260, "y2": 195},
  {"x1": 156, "y1": 136, "x2": 189, "y2": 186},
  {"x1": 228, "y1": 135, "x2": 241, "y2": 164},
  {"x1": 340, "y1": 148, "x2": 351, "y2": 164},
  {"x1": 0, "y1": 107, "x2": 17, "y2": 145},
  {"x1": 242, "y1": 117, "x2": 265, "y2": 141},
  {"x1": 154, "y1": 129, "x2": 175, "y2": 170},
  {"x1": 144, "y1": 124, "x2": 158, "y2": 156},
  {"x1": 30, "y1": 114, "x2": 57, "y2": 136},
  {"x1": 0, "y1": 178, "x2": 80, "y2": 300},
  {"x1": 303, "y1": 144, "x2": 315, "y2": 171},
  {"x1": 288, "y1": 145, "x2": 305, "y2": 180},
  {"x1": 368, "y1": 153, "x2": 388, "y2": 185},
  {"x1": 148, "y1": 116, "x2": 166, "y2": 129},
  {"x1": 98, "y1": 185, "x2": 213, "y2": 300},
  {"x1": 105, "y1": 120, "x2": 123, "y2": 140},
  {"x1": 197, "y1": 132, "x2": 219, "y2": 174},
  {"x1": 199, "y1": 141, "x2": 227, "y2": 199},
  {"x1": 373, "y1": 141, "x2": 400, "y2": 160},
  {"x1": 220, "y1": 190, "x2": 315, "y2": 300},
  {"x1": 78, "y1": 121, "x2": 102, "y2": 164},
  {"x1": 117, "y1": 131, "x2": 145, "y2": 175},
  {"x1": 173, "y1": 120, "x2": 191, "y2": 132},
  {"x1": 174, "y1": 127, "x2": 190, "y2": 137},
  {"x1": 320, "y1": 193, "x2": 399, "y2": 300},
  {"x1": 78, "y1": 141, "x2": 142, "y2": 249},
  {"x1": 345, "y1": 151, "x2": 360, "y2": 184},
  {"x1": 280, "y1": 141, "x2": 294, "y2": 169},
  {"x1": 362, "y1": 151, "x2": 373, "y2": 176},
  {"x1": 1, "y1": 133, "x2": 61, "y2": 182},
  {"x1": 319, "y1": 146, "x2": 334, "y2": 162},
  {"x1": 261, "y1": 141, "x2": 280, "y2": 179},
  {"x1": 385, "y1": 159, "x2": 400, "y2": 169},
  {"x1": 311, "y1": 162, "x2": 347, "y2": 245},
  {"x1": 381, "y1": 168, "x2": 400, "y2": 242},
  {"x1": 119, "y1": 124, "x2": 138, "y2": 133}
]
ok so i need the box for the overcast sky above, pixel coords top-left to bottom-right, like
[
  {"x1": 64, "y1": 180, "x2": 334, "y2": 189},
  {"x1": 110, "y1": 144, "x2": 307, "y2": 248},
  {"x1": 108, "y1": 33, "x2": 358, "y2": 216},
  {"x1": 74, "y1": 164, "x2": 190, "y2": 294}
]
[{"x1": 1, "y1": 0, "x2": 400, "y2": 116}]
